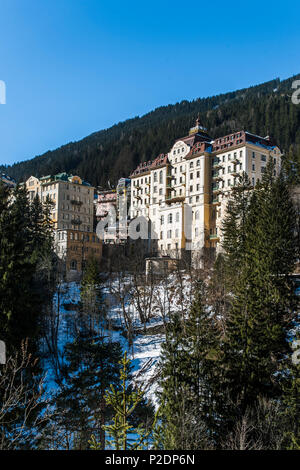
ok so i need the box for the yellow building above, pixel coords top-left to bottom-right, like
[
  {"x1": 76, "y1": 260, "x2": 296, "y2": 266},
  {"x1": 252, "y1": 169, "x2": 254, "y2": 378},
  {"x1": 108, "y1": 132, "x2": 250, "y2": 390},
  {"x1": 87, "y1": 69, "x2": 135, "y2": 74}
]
[{"x1": 24, "y1": 172, "x2": 95, "y2": 232}]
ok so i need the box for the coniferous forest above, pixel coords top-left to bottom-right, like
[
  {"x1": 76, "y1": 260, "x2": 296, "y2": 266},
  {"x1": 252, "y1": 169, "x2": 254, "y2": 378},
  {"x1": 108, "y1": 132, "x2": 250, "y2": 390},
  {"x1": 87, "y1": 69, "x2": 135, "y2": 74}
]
[
  {"x1": 0, "y1": 158, "x2": 299, "y2": 450},
  {"x1": 1, "y1": 74, "x2": 300, "y2": 187},
  {"x1": 1, "y1": 0, "x2": 300, "y2": 456}
]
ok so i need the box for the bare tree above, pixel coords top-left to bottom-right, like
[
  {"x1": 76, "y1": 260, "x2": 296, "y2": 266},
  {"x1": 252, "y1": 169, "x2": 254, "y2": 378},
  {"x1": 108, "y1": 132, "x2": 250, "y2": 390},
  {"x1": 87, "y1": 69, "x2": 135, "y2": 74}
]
[{"x1": 0, "y1": 340, "x2": 52, "y2": 449}]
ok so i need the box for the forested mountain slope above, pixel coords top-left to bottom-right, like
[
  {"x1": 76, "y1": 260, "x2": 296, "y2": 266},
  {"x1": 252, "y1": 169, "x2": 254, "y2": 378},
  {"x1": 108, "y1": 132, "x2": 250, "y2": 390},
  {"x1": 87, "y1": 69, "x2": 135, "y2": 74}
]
[{"x1": 2, "y1": 73, "x2": 300, "y2": 187}]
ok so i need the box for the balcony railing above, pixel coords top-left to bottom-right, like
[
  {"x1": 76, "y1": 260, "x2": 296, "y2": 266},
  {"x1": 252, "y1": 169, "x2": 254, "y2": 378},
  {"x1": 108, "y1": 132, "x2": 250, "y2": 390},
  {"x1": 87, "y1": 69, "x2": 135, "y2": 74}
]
[
  {"x1": 213, "y1": 159, "x2": 222, "y2": 168},
  {"x1": 209, "y1": 233, "x2": 219, "y2": 240},
  {"x1": 71, "y1": 219, "x2": 82, "y2": 225},
  {"x1": 71, "y1": 199, "x2": 83, "y2": 206}
]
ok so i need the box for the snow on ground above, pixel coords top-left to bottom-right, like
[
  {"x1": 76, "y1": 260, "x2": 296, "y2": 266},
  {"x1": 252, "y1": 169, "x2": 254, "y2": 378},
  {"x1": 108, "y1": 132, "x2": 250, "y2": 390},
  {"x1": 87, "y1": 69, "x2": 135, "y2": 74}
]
[
  {"x1": 42, "y1": 274, "x2": 300, "y2": 407},
  {"x1": 43, "y1": 273, "x2": 193, "y2": 406}
]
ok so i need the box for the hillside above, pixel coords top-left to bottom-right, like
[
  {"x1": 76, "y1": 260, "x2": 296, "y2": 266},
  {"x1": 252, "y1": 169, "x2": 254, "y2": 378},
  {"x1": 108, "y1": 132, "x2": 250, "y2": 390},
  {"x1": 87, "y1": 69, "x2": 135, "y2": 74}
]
[{"x1": 2, "y1": 74, "x2": 300, "y2": 187}]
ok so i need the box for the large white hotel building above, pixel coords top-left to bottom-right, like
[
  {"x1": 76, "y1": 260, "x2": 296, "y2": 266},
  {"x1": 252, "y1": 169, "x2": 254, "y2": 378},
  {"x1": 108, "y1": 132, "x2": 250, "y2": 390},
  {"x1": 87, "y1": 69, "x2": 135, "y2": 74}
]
[{"x1": 129, "y1": 119, "x2": 282, "y2": 255}]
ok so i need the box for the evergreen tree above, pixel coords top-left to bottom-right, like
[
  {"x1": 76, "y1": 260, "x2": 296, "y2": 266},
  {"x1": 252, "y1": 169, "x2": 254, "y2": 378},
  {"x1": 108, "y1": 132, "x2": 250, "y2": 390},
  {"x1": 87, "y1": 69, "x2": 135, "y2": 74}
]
[
  {"x1": 217, "y1": 163, "x2": 298, "y2": 440},
  {"x1": 221, "y1": 172, "x2": 252, "y2": 287},
  {"x1": 79, "y1": 257, "x2": 105, "y2": 334},
  {"x1": 157, "y1": 281, "x2": 219, "y2": 449},
  {"x1": 97, "y1": 352, "x2": 156, "y2": 450},
  {"x1": 54, "y1": 333, "x2": 123, "y2": 450},
  {"x1": 281, "y1": 331, "x2": 300, "y2": 449}
]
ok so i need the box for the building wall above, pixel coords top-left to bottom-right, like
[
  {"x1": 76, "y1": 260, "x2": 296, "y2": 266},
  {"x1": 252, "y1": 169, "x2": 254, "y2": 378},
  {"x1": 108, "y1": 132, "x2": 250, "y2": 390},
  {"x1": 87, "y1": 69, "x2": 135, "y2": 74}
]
[
  {"x1": 25, "y1": 174, "x2": 95, "y2": 232},
  {"x1": 55, "y1": 229, "x2": 102, "y2": 274},
  {"x1": 129, "y1": 128, "x2": 282, "y2": 257}
]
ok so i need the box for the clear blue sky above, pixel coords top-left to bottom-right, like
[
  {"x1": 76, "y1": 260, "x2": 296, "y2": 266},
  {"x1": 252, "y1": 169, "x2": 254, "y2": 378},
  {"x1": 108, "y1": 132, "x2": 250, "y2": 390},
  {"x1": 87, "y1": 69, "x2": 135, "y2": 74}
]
[{"x1": 0, "y1": 0, "x2": 299, "y2": 166}]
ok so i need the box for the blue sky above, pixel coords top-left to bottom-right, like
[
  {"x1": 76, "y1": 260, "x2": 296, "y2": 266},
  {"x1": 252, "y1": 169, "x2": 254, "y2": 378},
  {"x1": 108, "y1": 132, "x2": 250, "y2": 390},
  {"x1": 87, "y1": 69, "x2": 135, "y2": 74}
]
[{"x1": 0, "y1": 0, "x2": 299, "y2": 166}]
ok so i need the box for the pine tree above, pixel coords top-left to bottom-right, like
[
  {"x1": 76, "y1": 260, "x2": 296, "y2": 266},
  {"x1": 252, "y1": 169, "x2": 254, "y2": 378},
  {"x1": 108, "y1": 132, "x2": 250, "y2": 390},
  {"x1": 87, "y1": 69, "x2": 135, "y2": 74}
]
[
  {"x1": 157, "y1": 281, "x2": 219, "y2": 449},
  {"x1": 281, "y1": 331, "x2": 300, "y2": 449},
  {"x1": 97, "y1": 352, "x2": 156, "y2": 450},
  {"x1": 55, "y1": 333, "x2": 123, "y2": 450},
  {"x1": 217, "y1": 162, "x2": 298, "y2": 440},
  {"x1": 221, "y1": 172, "x2": 252, "y2": 287},
  {"x1": 80, "y1": 257, "x2": 105, "y2": 334}
]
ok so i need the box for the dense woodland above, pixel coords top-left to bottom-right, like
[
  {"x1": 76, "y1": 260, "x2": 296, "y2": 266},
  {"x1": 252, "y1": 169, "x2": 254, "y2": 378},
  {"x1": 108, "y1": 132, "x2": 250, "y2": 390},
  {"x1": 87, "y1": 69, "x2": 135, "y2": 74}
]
[
  {"x1": 0, "y1": 75, "x2": 300, "y2": 450},
  {"x1": 0, "y1": 159, "x2": 299, "y2": 449},
  {"x1": 1, "y1": 74, "x2": 300, "y2": 187}
]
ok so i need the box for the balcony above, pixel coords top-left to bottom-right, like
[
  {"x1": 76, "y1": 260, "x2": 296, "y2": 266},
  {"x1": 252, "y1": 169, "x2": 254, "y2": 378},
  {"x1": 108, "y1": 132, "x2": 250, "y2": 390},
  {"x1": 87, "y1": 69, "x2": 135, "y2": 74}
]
[
  {"x1": 209, "y1": 233, "x2": 219, "y2": 241},
  {"x1": 231, "y1": 169, "x2": 240, "y2": 177},
  {"x1": 212, "y1": 185, "x2": 222, "y2": 194},
  {"x1": 213, "y1": 159, "x2": 222, "y2": 169},
  {"x1": 71, "y1": 199, "x2": 83, "y2": 206},
  {"x1": 212, "y1": 198, "x2": 221, "y2": 206},
  {"x1": 165, "y1": 194, "x2": 185, "y2": 204},
  {"x1": 212, "y1": 173, "x2": 223, "y2": 181},
  {"x1": 71, "y1": 218, "x2": 82, "y2": 226}
]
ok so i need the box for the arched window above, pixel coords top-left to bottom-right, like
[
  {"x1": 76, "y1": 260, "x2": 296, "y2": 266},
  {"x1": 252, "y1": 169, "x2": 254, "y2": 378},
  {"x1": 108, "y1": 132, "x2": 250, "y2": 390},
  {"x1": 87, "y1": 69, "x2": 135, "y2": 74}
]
[
  {"x1": 195, "y1": 210, "x2": 199, "y2": 220},
  {"x1": 70, "y1": 259, "x2": 77, "y2": 270}
]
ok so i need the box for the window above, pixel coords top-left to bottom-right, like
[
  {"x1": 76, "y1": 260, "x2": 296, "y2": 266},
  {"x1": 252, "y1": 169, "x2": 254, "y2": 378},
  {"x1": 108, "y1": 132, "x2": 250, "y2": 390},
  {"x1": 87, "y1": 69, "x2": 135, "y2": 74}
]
[
  {"x1": 168, "y1": 213, "x2": 172, "y2": 223},
  {"x1": 196, "y1": 159, "x2": 200, "y2": 167},
  {"x1": 252, "y1": 177, "x2": 255, "y2": 186},
  {"x1": 159, "y1": 188, "x2": 163, "y2": 195},
  {"x1": 153, "y1": 186, "x2": 157, "y2": 193},
  {"x1": 176, "y1": 212, "x2": 179, "y2": 222},
  {"x1": 154, "y1": 172, "x2": 157, "y2": 182},
  {"x1": 190, "y1": 162, "x2": 194, "y2": 168},
  {"x1": 190, "y1": 173, "x2": 193, "y2": 179},
  {"x1": 161, "y1": 215, "x2": 164, "y2": 225},
  {"x1": 197, "y1": 171, "x2": 200, "y2": 178},
  {"x1": 167, "y1": 230, "x2": 172, "y2": 238},
  {"x1": 70, "y1": 260, "x2": 77, "y2": 270},
  {"x1": 175, "y1": 228, "x2": 179, "y2": 237},
  {"x1": 195, "y1": 210, "x2": 199, "y2": 220},
  {"x1": 159, "y1": 170, "x2": 163, "y2": 184},
  {"x1": 195, "y1": 227, "x2": 199, "y2": 237},
  {"x1": 252, "y1": 164, "x2": 255, "y2": 171},
  {"x1": 196, "y1": 184, "x2": 200, "y2": 191},
  {"x1": 261, "y1": 154, "x2": 266, "y2": 161},
  {"x1": 252, "y1": 152, "x2": 255, "y2": 158}
]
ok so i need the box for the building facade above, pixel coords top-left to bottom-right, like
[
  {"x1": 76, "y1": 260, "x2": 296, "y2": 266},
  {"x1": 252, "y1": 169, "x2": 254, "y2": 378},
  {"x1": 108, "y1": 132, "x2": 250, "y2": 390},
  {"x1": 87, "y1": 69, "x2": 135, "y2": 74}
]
[
  {"x1": 24, "y1": 173, "x2": 102, "y2": 277},
  {"x1": 25, "y1": 172, "x2": 94, "y2": 232},
  {"x1": 129, "y1": 120, "x2": 282, "y2": 256},
  {"x1": 54, "y1": 228, "x2": 102, "y2": 276}
]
